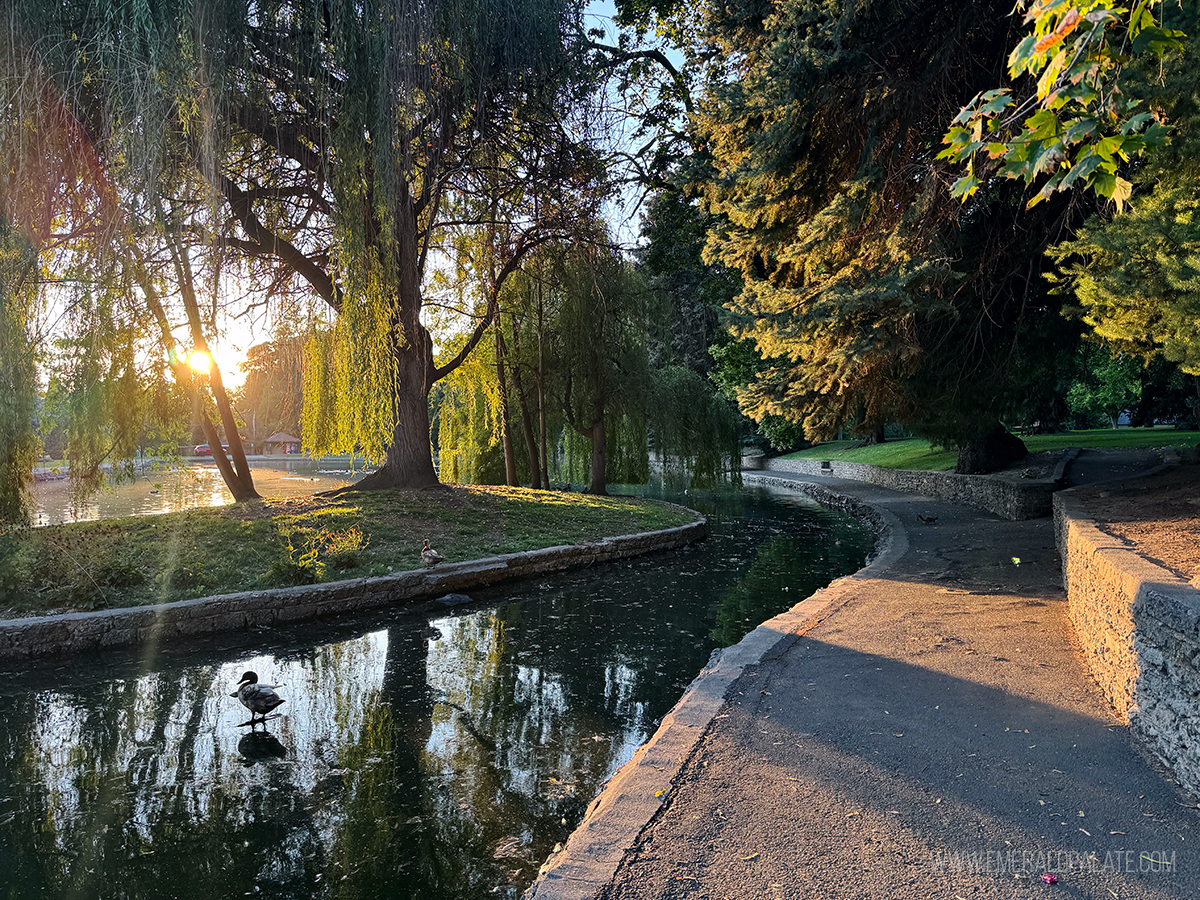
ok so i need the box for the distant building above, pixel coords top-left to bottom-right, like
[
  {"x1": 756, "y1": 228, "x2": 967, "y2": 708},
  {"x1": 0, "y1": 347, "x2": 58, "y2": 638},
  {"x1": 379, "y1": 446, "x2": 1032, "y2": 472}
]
[{"x1": 262, "y1": 432, "x2": 302, "y2": 455}]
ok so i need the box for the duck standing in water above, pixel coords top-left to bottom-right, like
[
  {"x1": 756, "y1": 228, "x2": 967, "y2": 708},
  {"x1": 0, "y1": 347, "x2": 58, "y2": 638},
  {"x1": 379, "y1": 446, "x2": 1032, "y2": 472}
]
[
  {"x1": 231, "y1": 671, "x2": 286, "y2": 726},
  {"x1": 421, "y1": 539, "x2": 444, "y2": 567}
]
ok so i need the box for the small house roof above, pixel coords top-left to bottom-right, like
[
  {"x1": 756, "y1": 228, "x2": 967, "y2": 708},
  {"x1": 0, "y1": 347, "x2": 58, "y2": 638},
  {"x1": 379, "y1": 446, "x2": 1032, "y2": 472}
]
[{"x1": 264, "y1": 432, "x2": 301, "y2": 444}]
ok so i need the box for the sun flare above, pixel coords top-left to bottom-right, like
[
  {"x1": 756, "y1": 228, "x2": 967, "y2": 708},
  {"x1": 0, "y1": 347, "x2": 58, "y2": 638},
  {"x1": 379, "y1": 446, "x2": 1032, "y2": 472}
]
[{"x1": 187, "y1": 350, "x2": 213, "y2": 372}]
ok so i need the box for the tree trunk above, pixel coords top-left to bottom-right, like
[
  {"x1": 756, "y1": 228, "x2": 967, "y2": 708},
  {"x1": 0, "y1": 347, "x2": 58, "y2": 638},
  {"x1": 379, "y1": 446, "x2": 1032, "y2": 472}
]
[
  {"x1": 495, "y1": 329, "x2": 518, "y2": 487},
  {"x1": 341, "y1": 340, "x2": 439, "y2": 492},
  {"x1": 588, "y1": 400, "x2": 607, "y2": 495},
  {"x1": 537, "y1": 299, "x2": 550, "y2": 488},
  {"x1": 164, "y1": 220, "x2": 260, "y2": 501},
  {"x1": 510, "y1": 326, "x2": 541, "y2": 489}
]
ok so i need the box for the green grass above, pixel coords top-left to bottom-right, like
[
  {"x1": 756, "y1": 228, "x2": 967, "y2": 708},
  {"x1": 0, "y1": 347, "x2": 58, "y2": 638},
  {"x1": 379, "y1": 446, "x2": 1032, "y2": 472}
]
[
  {"x1": 783, "y1": 439, "x2": 958, "y2": 471},
  {"x1": 0, "y1": 486, "x2": 696, "y2": 618},
  {"x1": 783, "y1": 428, "x2": 1200, "y2": 471}
]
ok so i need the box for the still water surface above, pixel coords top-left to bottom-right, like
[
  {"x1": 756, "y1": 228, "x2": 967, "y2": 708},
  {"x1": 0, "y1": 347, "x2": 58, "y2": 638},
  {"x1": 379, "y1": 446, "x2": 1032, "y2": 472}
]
[
  {"x1": 0, "y1": 484, "x2": 872, "y2": 899},
  {"x1": 31, "y1": 459, "x2": 360, "y2": 526}
]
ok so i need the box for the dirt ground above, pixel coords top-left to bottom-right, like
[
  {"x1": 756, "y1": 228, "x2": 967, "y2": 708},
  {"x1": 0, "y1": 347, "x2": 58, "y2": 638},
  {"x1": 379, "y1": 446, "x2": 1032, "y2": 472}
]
[{"x1": 1075, "y1": 464, "x2": 1200, "y2": 585}]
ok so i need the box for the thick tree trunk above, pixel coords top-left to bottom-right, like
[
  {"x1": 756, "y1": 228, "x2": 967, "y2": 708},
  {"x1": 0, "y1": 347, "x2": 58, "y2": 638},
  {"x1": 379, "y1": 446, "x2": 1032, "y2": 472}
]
[
  {"x1": 588, "y1": 400, "x2": 607, "y2": 496},
  {"x1": 955, "y1": 424, "x2": 1027, "y2": 475},
  {"x1": 203, "y1": 356, "x2": 259, "y2": 501},
  {"x1": 340, "y1": 339, "x2": 439, "y2": 492}
]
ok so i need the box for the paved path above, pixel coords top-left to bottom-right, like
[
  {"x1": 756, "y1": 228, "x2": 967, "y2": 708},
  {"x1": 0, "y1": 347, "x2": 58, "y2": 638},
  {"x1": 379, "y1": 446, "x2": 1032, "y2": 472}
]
[
  {"x1": 534, "y1": 471, "x2": 1200, "y2": 900},
  {"x1": 1062, "y1": 448, "x2": 1168, "y2": 488}
]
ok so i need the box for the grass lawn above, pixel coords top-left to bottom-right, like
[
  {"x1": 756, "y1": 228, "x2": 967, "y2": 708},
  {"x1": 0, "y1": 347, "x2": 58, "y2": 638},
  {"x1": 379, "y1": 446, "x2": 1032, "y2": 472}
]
[
  {"x1": 782, "y1": 428, "x2": 1200, "y2": 472},
  {"x1": 0, "y1": 486, "x2": 696, "y2": 618}
]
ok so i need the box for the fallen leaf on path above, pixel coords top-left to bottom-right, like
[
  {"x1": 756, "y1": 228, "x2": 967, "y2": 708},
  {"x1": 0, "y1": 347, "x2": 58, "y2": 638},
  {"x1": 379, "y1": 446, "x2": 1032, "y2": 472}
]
[
  {"x1": 741, "y1": 852, "x2": 760, "y2": 861},
  {"x1": 1079, "y1": 828, "x2": 1091, "y2": 836}
]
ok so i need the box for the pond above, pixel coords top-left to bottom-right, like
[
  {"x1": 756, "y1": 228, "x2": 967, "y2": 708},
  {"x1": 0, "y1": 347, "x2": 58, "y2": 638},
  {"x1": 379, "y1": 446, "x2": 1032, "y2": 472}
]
[
  {"x1": 0, "y1": 483, "x2": 873, "y2": 899},
  {"x1": 31, "y1": 459, "x2": 361, "y2": 526}
]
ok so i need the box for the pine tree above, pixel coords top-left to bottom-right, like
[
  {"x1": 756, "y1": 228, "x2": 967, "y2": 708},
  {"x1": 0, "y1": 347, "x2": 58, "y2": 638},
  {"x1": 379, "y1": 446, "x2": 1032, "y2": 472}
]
[{"x1": 693, "y1": 0, "x2": 1093, "y2": 469}]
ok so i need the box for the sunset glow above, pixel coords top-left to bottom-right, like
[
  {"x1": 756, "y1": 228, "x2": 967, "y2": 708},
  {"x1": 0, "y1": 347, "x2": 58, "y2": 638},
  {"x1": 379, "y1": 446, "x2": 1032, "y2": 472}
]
[{"x1": 187, "y1": 350, "x2": 213, "y2": 372}]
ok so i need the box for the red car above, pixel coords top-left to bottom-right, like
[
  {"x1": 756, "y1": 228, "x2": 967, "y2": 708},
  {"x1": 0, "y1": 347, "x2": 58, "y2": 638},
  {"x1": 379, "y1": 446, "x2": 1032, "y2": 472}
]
[{"x1": 194, "y1": 444, "x2": 212, "y2": 455}]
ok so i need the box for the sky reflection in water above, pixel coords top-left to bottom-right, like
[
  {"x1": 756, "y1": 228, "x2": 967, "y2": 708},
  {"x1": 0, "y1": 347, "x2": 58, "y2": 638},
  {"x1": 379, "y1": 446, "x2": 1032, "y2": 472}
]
[{"x1": 0, "y1": 484, "x2": 872, "y2": 898}]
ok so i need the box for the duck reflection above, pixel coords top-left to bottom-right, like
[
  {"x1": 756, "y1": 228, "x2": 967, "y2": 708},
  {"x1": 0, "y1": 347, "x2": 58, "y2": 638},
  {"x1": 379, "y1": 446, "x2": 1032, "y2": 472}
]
[{"x1": 237, "y1": 730, "x2": 287, "y2": 767}]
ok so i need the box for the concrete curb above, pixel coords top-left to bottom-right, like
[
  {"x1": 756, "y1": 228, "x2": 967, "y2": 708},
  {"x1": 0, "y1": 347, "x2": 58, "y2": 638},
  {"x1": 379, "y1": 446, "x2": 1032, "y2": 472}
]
[
  {"x1": 526, "y1": 475, "x2": 902, "y2": 900},
  {"x1": 0, "y1": 516, "x2": 706, "y2": 663}
]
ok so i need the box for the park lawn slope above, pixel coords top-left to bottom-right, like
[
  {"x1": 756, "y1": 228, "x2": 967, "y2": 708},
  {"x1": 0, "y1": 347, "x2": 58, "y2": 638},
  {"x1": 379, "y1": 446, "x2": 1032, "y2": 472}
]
[
  {"x1": 0, "y1": 486, "x2": 695, "y2": 618},
  {"x1": 782, "y1": 428, "x2": 1200, "y2": 471}
]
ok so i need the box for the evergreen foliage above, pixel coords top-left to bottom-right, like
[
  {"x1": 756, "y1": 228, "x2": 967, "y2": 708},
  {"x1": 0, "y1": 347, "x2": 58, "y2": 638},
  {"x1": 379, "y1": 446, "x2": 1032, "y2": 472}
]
[{"x1": 692, "y1": 0, "x2": 1093, "y2": 461}]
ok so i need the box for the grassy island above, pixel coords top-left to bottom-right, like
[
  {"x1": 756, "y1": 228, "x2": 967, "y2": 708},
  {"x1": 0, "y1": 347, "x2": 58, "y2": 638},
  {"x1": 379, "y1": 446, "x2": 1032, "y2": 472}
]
[{"x1": 0, "y1": 487, "x2": 695, "y2": 618}]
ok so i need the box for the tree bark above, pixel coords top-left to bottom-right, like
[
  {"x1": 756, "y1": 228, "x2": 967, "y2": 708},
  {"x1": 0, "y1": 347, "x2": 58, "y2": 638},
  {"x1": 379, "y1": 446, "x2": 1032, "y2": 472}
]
[
  {"x1": 509, "y1": 325, "x2": 542, "y2": 488},
  {"x1": 344, "y1": 341, "x2": 440, "y2": 492},
  {"x1": 495, "y1": 327, "x2": 518, "y2": 487},
  {"x1": 537, "y1": 290, "x2": 550, "y2": 488},
  {"x1": 588, "y1": 399, "x2": 607, "y2": 495},
  {"x1": 167, "y1": 226, "x2": 260, "y2": 501}
]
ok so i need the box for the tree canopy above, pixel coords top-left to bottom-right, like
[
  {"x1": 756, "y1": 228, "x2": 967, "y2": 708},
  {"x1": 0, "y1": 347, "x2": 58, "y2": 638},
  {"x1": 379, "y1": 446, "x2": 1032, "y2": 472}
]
[
  {"x1": 689, "y1": 0, "x2": 1096, "y2": 466},
  {"x1": 6, "y1": 0, "x2": 605, "y2": 494}
]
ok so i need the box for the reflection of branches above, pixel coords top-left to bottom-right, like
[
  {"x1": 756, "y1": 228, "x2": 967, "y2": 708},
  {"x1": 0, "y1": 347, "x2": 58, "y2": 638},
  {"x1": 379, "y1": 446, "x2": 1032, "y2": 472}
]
[{"x1": 434, "y1": 698, "x2": 497, "y2": 752}]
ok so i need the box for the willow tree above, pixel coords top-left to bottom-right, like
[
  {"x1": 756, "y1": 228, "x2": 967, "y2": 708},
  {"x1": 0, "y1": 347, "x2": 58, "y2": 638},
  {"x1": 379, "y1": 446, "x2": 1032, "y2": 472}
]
[
  {"x1": 0, "y1": 13, "x2": 260, "y2": 503},
  {"x1": 0, "y1": 222, "x2": 39, "y2": 524},
  {"x1": 10, "y1": 0, "x2": 601, "y2": 491},
  {"x1": 554, "y1": 244, "x2": 651, "y2": 494}
]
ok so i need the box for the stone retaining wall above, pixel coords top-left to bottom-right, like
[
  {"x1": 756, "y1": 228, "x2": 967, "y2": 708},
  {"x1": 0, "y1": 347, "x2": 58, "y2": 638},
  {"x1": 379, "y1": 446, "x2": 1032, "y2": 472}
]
[
  {"x1": 0, "y1": 518, "x2": 706, "y2": 662},
  {"x1": 763, "y1": 456, "x2": 1064, "y2": 520},
  {"x1": 1054, "y1": 490, "x2": 1200, "y2": 795}
]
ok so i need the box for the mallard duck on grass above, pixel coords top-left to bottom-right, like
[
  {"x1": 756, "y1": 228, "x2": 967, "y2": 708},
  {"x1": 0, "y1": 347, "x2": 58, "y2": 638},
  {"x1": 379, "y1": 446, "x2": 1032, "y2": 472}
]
[
  {"x1": 421, "y1": 539, "x2": 444, "y2": 567},
  {"x1": 231, "y1": 671, "x2": 286, "y2": 727}
]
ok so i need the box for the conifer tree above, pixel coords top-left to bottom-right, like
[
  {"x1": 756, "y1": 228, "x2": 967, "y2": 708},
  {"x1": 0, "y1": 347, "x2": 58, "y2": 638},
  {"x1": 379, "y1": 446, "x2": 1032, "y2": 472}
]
[{"x1": 693, "y1": 0, "x2": 1092, "y2": 470}]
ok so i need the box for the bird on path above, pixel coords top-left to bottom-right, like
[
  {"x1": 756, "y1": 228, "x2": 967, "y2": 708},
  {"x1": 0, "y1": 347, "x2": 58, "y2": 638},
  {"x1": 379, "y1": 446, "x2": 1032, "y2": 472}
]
[
  {"x1": 231, "y1": 671, "x2": 286, "y2": 726},
  {"x1": 421, "y1": 539, "x2": 445, "y2": 567},
  {"x1": 917, "y1": 514, "x2": 938, "y2": 525}
]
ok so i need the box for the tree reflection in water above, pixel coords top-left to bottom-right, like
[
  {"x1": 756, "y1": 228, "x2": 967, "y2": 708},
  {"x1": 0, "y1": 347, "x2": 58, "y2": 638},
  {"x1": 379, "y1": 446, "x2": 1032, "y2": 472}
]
[{"x1": 0, "y1": 485, "x2": 872, "y2": 898}]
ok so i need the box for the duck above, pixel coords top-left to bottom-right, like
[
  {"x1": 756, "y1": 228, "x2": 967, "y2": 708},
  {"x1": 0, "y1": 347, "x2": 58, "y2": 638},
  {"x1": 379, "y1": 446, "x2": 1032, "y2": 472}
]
[
  {"x1": 421, "y1": 539, "x2": 445, "y2": 567},
  {"x1": 231, "y1": 670, "x2": 286, "y2": 725}
]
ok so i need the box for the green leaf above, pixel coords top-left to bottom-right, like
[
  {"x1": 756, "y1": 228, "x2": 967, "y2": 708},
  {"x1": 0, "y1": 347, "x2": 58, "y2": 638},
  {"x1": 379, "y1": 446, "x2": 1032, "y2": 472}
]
[
  {"x1": 1121, "y1": 112, "x2": 1154, "y2": 134},
  {"x1": 949, "y1": 173, "x2": 980, "y2": 199},
  {"x1": 1025, "y1": 109, "x2": 1063, "y2": 141},
  {"x1": 1093, "y1": 170, "x2": 1117, "y2": 198},
  {"x1": 1064, "y1": 117, "x2": 1098, "y2": 144},
  {"x1": 1007, "y1": 35, "x2": 1039, "y2": 75},
  {"x1": 977, "y1": 90, "x2": 1014, "y2": 117},
  {"x1": 1059, "y1": 152, "x2": 1104, "y2": 190},
  {"x1": 1131, "y1": 26, "x2": 1185, "y2": 56}
]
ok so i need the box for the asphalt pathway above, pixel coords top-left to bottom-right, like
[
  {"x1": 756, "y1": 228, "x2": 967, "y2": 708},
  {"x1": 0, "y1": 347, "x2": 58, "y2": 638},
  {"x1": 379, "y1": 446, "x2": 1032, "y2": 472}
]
[{"x1": 537, "y1": 470, "x2": 1200, "y2": 900}]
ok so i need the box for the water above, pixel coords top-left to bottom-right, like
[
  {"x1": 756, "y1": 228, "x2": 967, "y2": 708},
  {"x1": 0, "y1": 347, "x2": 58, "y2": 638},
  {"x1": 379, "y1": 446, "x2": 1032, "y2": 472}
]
[
  {"x1": 31, "y1": 460, "x2": 358, "y2": 526},
  {"x1": 0, "y1": 484, "x2": 873, "y2": 899}
]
